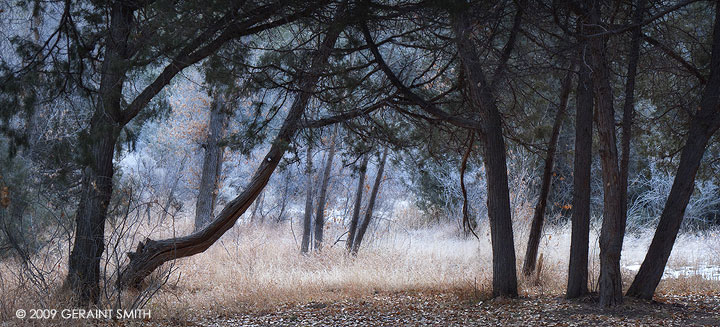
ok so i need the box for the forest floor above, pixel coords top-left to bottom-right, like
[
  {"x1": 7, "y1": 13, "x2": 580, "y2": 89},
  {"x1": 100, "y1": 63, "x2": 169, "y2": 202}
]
[{"x1": 129, "y1": 291, "x2": 720, "y2": 326}]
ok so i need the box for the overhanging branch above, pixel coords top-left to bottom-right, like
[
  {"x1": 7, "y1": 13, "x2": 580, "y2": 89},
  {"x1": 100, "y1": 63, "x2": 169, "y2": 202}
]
[{"x1": 360, "y1": 21, "x2": 483, "y2": 136}]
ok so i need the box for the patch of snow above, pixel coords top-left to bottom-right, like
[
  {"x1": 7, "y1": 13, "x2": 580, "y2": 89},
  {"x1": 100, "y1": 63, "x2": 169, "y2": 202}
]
[{"x1": 624, "y1": 264, "x2": 720, "y2": 281}]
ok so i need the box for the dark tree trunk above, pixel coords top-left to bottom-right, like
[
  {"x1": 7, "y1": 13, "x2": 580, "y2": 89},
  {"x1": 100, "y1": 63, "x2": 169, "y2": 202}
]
[
  {"x1": 351, "y1": 149, "x2": 387, "y2": 255},
  {"x1": 619, "y1": 0, "x2": 645, "y2": 222},
  {"x1": 313, "y1": 132, "x2": 337, "y2": 251},
  {"x1": 626, "y1": 1, "x2": 720, "y2": 300},
  {"x1": 65, "y1": 1, "x2": 132, "y2": 305},
  {"x1": 347, "y1": 154, "x2": 369, "y2": 253},
  {"x1": 481, "y1": 111, "x2": 519, "y2": 298},
  {"x1": 587, "y1": 0, "x2": 647, "y2": 306},
  {"x1": 453, "y1": 9, "x2": 519, "y2": 298},
  {"x1": 118, "y1": 12, "x2": 346, "y2": 289},
  {"x1": 66, "y1": 126, "x2": 120, "y2": 305},
  {"x1": 460, "y1": 131, "x2": 476, "y2": 237},
  {"x1": 522, "y1": 66, "x2": 573, "y2": 276},
  {"x1": 625, "y1": 122, "x2": 718, "y2": 298},
  {"x1": 360, "y1": 0, "x2": 522, "y2": 298},
  {"x1": 301, "y1": 146, "x2": 314, "y2": 254},
  {"x1": 195, "y1": 93, "x2": 229, "y2": 231},
  {"x1": 566, "y1": 49, "x2": 594, "y2": 299},
  {"x1": 588, "y1": 0, "x2": 625, "y2": 306}
]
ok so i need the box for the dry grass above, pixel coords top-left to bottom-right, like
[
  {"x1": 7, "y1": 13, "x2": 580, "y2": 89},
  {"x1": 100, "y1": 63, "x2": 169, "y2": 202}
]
[
  {"x1": 1, "y1": 211, "x2": 719, "y2": 322},
  {"x1": 147, "y1": 222, "x2": 489, "y2": 318},
  {"x1": 143, "y1": 217, "x2": 720, "y2": 320}
]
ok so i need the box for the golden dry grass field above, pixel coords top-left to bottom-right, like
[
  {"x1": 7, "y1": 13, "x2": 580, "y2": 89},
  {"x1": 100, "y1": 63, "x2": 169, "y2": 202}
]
[{"x1": 1, "y1": 216, "x2": 719, "y2": 326}]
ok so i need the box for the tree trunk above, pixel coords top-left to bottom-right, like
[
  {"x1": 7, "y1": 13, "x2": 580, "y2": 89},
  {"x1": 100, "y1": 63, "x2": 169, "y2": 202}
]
[
  {"x1": 66, "y1": 126, "x2": 120, "y2": 305},
  {"x1": 195, "y1": 92, "x2": 229, "y2": 231},
  {"x1": 361, "y1": 0, "x2": 521, "y2": 298},
  {"x1": 118, "y1": 10, "x2": 346, "y2": 289},
  {"x1": 522, "y1": 66, "x2": 573, "y2": 276},
  {"x1": 452, "y1": 10, "x2": 519, "y2": 298},
  {"x1": 347, "y1": 154, "x2": 369, "y2": 253},
  {"x1": 619, "y1": 0, "x2": 645, "y2": 223},
  {"x1": 460, "y1": 131, "x2": 477, "y2": 237},
  {"x1": 250, "y1": 190, "x2": 265, "y2": 224},
  {"x1": 276, "y1": 170, "x2": 290, "y2": 223},
  {"x1": 250, "y1": 191, "x2": 265, "y2": 223},
  {"x1": 351, "y1": 149, "x2": 387, "y2": 255},
  {"x1": 313, "y1": 131, "x2": 338, "y2": 251},
  {"x1": 626, "y1": 1, "x2": 720, "y2": 300},
  {"x1": 566, "y1": 48, "x2": 594, "y2": 299},
  {"x1": 482, "y1": 111, "x2": 519, "y2": 298},
  {"x1": 301, "y1": 145, "x2": 314, "y2": 254},
  {"x1": 588, "y1": 0, "x2": 625, "y2": 306},
  {"x1": 65, "y1": 1, "x2": 132, "y2": 305},
  {"x1": 625, "y1": 121, "x2": 717, "y2": 298}
]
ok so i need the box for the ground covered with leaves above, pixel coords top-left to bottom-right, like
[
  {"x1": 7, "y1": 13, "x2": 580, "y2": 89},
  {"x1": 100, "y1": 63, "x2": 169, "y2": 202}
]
[{"x1": 139, "y1": 291, "x2": 720, "y2": 326}]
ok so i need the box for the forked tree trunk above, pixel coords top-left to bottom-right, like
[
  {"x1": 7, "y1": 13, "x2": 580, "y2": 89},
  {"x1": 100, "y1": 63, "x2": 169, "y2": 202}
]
[
  {"x1": 522, "y1": 66, "x2": 573, "y2": 276},
  {"x1": 588, "y1": 0, "x2": 625, "y2": 307},
  {"x1": 351, "y1": 149, "x2": 387, "y2": 255},
  {"x1": 301, "y1": 145, "x2": 314, "y2": 254},
  {"x1": 453, "y1": 10, "x2": 519, "y2": 298},
  {"x1": 195, "y1": 92, "x2": 230, "y2": 231},
  {"x1": 626, "y1": 1, "x2": 720, "y2": 300},
  {"x1": 346, "y1": 154, "x2": 369, "y2": 253},
  {"x1": 566, "y1": 46, "x2": 594, "y2": 299},
  {"x1": 313, "y1": 132, "x2": 338, "y2": 251},
  {"x1": 117, "y1": 13, "x2": 346, "y2": 289}
]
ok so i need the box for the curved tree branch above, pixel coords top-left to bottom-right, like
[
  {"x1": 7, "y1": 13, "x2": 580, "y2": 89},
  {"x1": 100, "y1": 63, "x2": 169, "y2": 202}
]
[{"x1": 359, "y1": 21, "x2": 484, "y2": 136}]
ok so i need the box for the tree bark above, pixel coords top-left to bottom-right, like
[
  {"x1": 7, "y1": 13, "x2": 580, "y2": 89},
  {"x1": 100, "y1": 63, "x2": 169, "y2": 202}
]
[
  {"x1": 626, "y1": 1, "x2": 720, "y2": 300},
  {"x1": 347, "y1": 154, "x2": 369, "y2": 253},
  {"x1": 301, "y1": 145, "x2": 314, "y2": 254},
  {"x1": 588, "y1": 0, "x2": 625, "y2": 307},
  {"x1": 118, "y1": 10, "x2": 346, "y2": 289},
  {"x1": 619, "y1": 0, "x2": 645, "y2": 223},
  {"x1": 566, "y1": 47, "x2": 594, "y2": 299},
  {"x1": 351, "y1": 149, "x2": 388, "y2": 255},
  {"x1": 481, "y1": 109, "x2": 519, "y2": 298},
  {"x1": 522, "y1": 66, "x2": 573, "y2": 276},
  {"x1": 65, "y1": 1, "x2": 131, "y2": 305},
  {"x1": 452, "y1": 9, "x2": 519, "y2": 298},
  {"x1": 313, "y1": 131, "x2": 338, "y2": 251},
  {"x1": 195, "y1": 92, "x2": 230, "y2": 231}
]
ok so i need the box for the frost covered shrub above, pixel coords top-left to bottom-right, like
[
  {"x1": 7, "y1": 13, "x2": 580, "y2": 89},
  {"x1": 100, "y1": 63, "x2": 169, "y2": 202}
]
[{"x1": 627, "y1": 163, "x2": 720, "y2": 231}]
